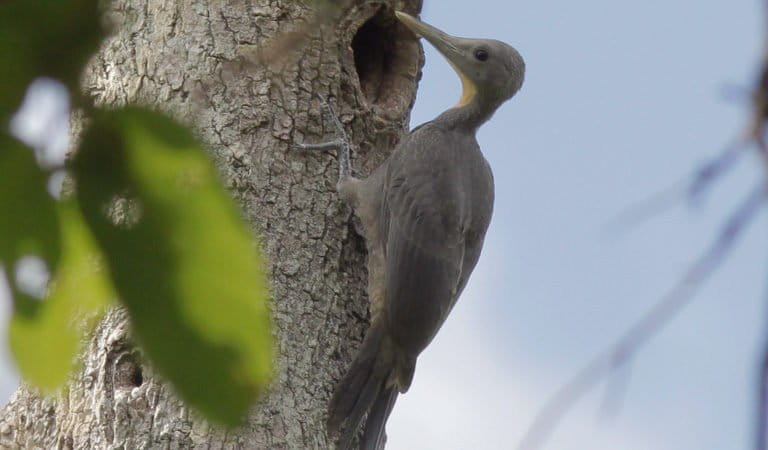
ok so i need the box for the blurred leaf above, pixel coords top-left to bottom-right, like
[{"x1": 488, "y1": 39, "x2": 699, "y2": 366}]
[
  {"x1": 0, "y1": 0, "x2": 103, "y2": 120},
  {"x1": 10, "y1": 200, "x2": 114, "y2": 390},
  {"x1": 0, "y1": 134, "x2": 60, "y2": 264},
  {"x1": 72, "y1": 107, "x2": 273, "y2": 425},
  {"x1": 0, "y1": 133, "x2": 60, "y2": 314}
]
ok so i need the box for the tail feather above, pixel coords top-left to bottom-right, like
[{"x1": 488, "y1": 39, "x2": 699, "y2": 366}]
[
  {"x1": 361, "y1": 387, "x2": 398, "y2": 450},
  {"x1": 335, "y1": 376, "x2": 384, "y2": 450},
  {"x1": 327, "y1": 322, "x2": 393, "y2": 449}
]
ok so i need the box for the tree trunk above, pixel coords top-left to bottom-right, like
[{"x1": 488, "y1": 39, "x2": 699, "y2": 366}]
[{"x1": 0, "y1": 0, "x2": 423, "y2": 447}]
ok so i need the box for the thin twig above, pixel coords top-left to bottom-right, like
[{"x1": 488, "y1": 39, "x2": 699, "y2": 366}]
[
  {"x1": 598, "y1": 355, "x2": 632, "y2": 419},
  {"x1": 519, "y1": 183, "x2": 766, "y2": 450},
  {"x1": 753, "y1": 6, "x2": 768, "y2": 444},
  {"x1": 605, "y1": 140, "x2": 748, "y2": 236},
  {"x1": 603, "y1": 181, "x2": 686, "y2": 236},
  {"x1": 757, "y1": 328, "x2": 768, "y2": 450},
  {"x1": 688, "y1": 140, "x2": 749, "y2": 202}
]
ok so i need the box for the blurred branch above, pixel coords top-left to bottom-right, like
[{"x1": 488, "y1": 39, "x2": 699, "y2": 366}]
[
  {"x1": 520, "y1": 183, "x2": 766, "y2": 450},
  {"x1": 527, "y1": 2, "x2": 768, "y2": 448},
  {"x1": 688, "y1": 140, "x2": 750, "y2": 202},
  {"x1": 753, "y1": 4, "x2": 768, "y2": 446},
  {"x1": 605, "y1": 139, "x2": 748, "y2": 236},
  {"x1": 603, "y1": 180, "x2": 684, "y2": 235},
  {"x1": 758, "y1": 328, "x2": 768, "y2": 450}
]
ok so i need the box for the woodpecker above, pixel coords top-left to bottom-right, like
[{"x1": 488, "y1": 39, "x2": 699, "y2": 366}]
[{"x1": 297, "y1": 11, "x2": 525, "y2": 449}]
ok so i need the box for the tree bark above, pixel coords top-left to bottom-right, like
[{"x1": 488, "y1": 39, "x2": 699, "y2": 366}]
[{"x1": 0, "y1": 0, "x2": 423, "y2": 447}]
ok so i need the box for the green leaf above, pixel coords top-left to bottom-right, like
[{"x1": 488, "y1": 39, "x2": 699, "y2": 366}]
[
  {"x1": 0, "y1": 0, "x2": 103, "y2": 120},
  {"x1": 0, "y1": 133, "x2": 60, "y2": 314},
  {"x1": 9, "y1": 200, "x2": 113, "y2": 390},
  {"x1": 72, "y1": 107, "x2": 273, "y2": 425},
  {"x1": 0, "y1": 133, "x2": 60, "y2": 264}
]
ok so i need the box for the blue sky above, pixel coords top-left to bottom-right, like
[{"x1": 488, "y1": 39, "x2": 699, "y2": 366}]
[
  {"x1": 2, "y1": 1, "x2": 767, "y2": 449},
  {"x1": 387, "y1": 1, "x2": 767, "y2": 449}
]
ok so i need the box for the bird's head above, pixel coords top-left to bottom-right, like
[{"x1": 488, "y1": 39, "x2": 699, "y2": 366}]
[{"x1": 395, "y1": 11, "x2": 525, "y2": 110}]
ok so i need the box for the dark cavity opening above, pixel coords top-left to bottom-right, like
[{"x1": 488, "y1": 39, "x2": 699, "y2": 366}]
[
  {"x1": 352, "y1": 11, "x2": 412, "y2": 109},
  {"x1": 115, "y1": 353, "x2": 144, "y2": 388}
]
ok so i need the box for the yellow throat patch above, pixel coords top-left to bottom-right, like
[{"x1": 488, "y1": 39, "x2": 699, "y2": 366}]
[
  {"x1": 446, "y1": 59, "x2": 477, "y2": 107},
  {"x1": 456, "y1": 70, "x2": 477, "y2": 107}
]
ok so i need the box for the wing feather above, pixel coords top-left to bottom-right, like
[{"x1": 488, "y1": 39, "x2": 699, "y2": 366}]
[{"x1": 381, "y1": 126, "x2": 466, "y2": 364}]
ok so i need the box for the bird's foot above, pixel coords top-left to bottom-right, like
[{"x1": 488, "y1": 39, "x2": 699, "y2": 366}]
[{"x1": 292, "y1": 95, "x2": 352, "y2": 185}]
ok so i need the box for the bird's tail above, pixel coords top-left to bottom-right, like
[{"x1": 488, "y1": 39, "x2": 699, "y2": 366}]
[
  {"x1": 327, "y1": 321, "x2": 398, "y2": 449},
  {"x1": 361, "y1": 386, "x2": 398, "y2": 449}
]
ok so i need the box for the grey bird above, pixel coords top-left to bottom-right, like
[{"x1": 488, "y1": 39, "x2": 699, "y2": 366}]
[{"x1": 298, "y1": 11, "x2": 525, "y2": 450}]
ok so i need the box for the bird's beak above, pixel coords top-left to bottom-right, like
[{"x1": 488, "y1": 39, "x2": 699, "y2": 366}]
[
  {"x1": 395, "y1": 11, "x2": 461, "y2": 61},
  {"x1": 395, "y1": 11, "x2": 477, "y2": 107}
]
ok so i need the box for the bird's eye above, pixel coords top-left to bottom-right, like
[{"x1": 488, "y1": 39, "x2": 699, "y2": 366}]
[{"x1": 474, "y1": 49, "x2": 489, "y2": 61}]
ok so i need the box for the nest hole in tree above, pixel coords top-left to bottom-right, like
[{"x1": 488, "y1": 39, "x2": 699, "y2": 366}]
[{"x1": 352, "y1": 10, "x2": 420, "y2": 114}]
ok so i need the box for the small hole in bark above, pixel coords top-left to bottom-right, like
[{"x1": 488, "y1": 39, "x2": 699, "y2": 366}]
[
  {"x1": 130, "y1": 365, "x2": 143, "y2": 387},
  {"x1": 352, "y1": 10, "x2": 418, "y2": 112},
  {"x1": 115, "y1": 352, "x2": 143, "y2": 388}
]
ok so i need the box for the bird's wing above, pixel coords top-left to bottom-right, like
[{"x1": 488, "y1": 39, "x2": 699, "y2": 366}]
[
  {"x1": 453, "y1": 157, "x2": 494, "y2": 302},
  {"x1": 381, "y1": 130, "x2": 466, "y2": 369}
]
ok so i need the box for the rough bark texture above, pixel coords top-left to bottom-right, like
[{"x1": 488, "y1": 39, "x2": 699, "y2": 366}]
[{"x1": 0, "y1": 0, "x2": 423, "y2": 448}]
